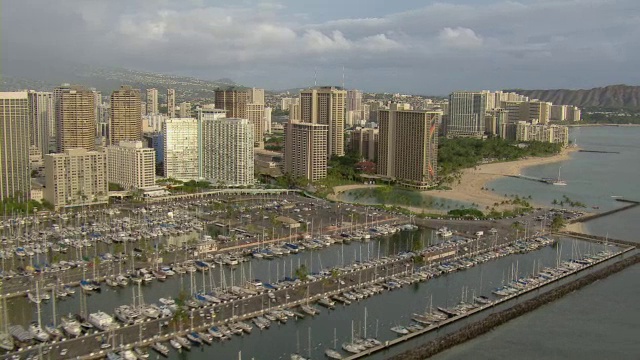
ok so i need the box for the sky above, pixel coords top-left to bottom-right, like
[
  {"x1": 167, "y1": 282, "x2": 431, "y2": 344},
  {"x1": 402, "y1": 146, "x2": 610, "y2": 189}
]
[{"x1": 2, "y1": 0, "x2": 640, "y2": 94}]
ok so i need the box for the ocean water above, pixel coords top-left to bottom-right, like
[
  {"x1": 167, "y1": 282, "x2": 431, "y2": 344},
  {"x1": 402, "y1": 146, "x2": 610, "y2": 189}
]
[{"x1": 432, "y1": 126, "x2": 640, "y2": 360}]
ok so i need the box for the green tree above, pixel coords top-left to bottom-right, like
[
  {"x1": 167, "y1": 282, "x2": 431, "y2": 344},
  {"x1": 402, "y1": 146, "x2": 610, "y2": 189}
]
[
  {"x1": 550, "y1": 215, "x2": 566, "y2": 232},
  {"x1": 294, "y1": 264, "x2": 309, "y2": 281}
]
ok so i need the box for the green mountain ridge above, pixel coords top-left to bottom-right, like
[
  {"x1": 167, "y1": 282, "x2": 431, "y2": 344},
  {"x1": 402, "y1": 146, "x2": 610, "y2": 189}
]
[
  {"x1": 1, "y1": 63, "x2": 238, "y2": 102},
  {"x1": 506, "y1": 85, "x2": 640, "y2": 109}
]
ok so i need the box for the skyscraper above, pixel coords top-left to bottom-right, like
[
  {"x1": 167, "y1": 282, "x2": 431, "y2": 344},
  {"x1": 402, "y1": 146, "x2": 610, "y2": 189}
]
[
  {"x1": 163, "y1": 118, "x2": 198, "y2": 181},
  {"x1": 350, "y1": 127, "x2": 379, "y2": 162},
  {"x1": 214, "y1": 88, "x2": 248, "y2": 118},
  {"x1": 201, "y1": 118, "x2": 254, "y2": 187},
  {"x1": 300, "y1": 86, "x2": 346, "y2": 157},
  {"x1": 27, "y1": 91, "x2": 54, "y2": 155},
  {"x1": 214, "y1": 88, "x2": 265, "y2": 146},
  {"x1": 346, "y1": 89, "x2": 363, "y2": 113},
  {"x1": 377, "y1": 109, "x2": 440, "y2": 189},
  {"x1": 110, "y1": 86, "x2": 142, "y2": 145},
  {"x1": 346, "y1": 89, "x2": 363, "y2": 126},
  {"x1": 196, "y1": 106, "x2": 227, "y2": 178},
  {"x1": 179, "y1": 102, "x2": 191, "y2": 118},
  {"x1": 0, "y1": 92, "x2": 30, "y2": 202},
  {"x1": 284, "y1": 120, "x2": 328, "y2": 181},
  {"x1": 246, "y1": 88, "x2": 265, "y2": 146},
  {"x1": 167, "y1": 89, "x2": 176, "y2": 118},
  {"x1": 447, "y1": 91, "x2": 488, "y2": 137},
  {"x1": 55, "y1": 85, "x2": 96, "y2": 152},
  {"x1": 264, "y1": 107, "x2": 272, "y2": 134},
  {"x1": 146, "y1": 88, "x2": 158, "y2": 115}
]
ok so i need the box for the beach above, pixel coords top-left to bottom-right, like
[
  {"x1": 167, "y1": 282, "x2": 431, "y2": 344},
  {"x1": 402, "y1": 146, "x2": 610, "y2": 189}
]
[
  {"x1": 327, "y1": 147, "x2": 578, "y2": 214},
  {"x1": 428, "y1": 147, "x2": 579, "y2": 209}
]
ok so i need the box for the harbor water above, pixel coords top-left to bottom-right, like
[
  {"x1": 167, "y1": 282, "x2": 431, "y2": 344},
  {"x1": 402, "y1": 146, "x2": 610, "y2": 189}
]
[{"x1": 432, "y1": 126, "x2": 640, "y2": 360}]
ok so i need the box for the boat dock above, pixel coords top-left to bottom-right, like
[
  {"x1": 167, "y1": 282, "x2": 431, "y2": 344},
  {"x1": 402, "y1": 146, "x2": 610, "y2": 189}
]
[
  {"x1": 343, "y1": 245, "x2": 635, "y2": 359},
  {"x1": 505, "y1": 174, "x2": 550, "y2": 184}
]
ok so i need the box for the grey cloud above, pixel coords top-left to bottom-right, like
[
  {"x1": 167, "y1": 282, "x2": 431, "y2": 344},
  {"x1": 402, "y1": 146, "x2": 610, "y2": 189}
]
[{"x1": 2, "y1": 0, "x2": 640, "y2": 93}]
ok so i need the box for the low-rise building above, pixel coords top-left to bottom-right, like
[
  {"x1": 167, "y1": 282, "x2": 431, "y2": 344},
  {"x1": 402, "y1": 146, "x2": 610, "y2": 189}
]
[{"x1": 255, "y1": 148, "x2": 283, "y2": 177}]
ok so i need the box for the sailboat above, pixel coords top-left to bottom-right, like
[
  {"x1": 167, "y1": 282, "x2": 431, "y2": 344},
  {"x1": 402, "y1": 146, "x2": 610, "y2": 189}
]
[
  {"x1": 552, "y1": 166, "x2": 567, "y2": 186},
  {"x1": 290, "y1": 329, "x2": 308, "y2": 360},
  {"x1": 325, "y1": 328, "x2": 343, "y2": 359}
]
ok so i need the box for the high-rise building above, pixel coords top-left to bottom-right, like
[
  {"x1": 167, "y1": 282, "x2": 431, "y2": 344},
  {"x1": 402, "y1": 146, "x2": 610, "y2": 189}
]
[
  {"x1": 264, "y1": 107, "x2": 272, "y2": 134},
  {"x1": 215, "y1": 88, "x2": 248, "y2": 118},
  {"x1": 347, "y1": 90, "x2": 363, "y2": 113},
  {"x1": 106, "y1": 141, "x2": 156, "y2": 190},
  {"x1": 27, "y1": 91, "x2": 54, "y2": 155},
  {"x1": 195, "y1": 106, "x2": 227, "y2": 178},
  {"x1": 97, "y1": 102, "x2": 110, "y2": 142},
  {"x1": 142, "y1": 114, "x2": 169, "y2": 134},
  {"x1": 166, "y1": 89, "x2": 176, "y2": 118},
  {"x1": 214, "y1": 88, "x2": 264, "y2": 145},
  {"x1": 350, "y1": 127, "x2": 378, "y2": 162},
  {"x1": 501, "y1": 101, "x2": 524, "y2": 123},
  {"x1": 300, "y1": 86, "x2": 346, "y2": 157},
  {"x1": 284, "y1": 120, "x2": 328, "y2": 181},
  {"x1": 0, "y1": 92, "x2": 31, "y2": 202},
  {"x1": 201, "y1": 118, "x2": 254, "y2": 187},
  {"x1": 346, "y1": 90, "x2": 363, "y2": 127},
  {"x1": 146, "y1": 88, "x2": 158, "y2": 115},
  {"x1": 520, "y1": 100, "x2": 551, "y2": 124},
  {"x1": 110, "y1": 86, "x2": 142, "y2": 146},
  {"x1": 550, "y1": 105, "x2": 568, "y2": 122},
  {"x1": 377, "y1": 109, "x2": 440, "y2": 189},
  {"x1": 281, "y1": 97, "x2": 299, "y2": 110},
  {"x1": 163, "y1": 118, "x2": 198, "y2": 181},
  {"x1": 143, "y1": 132, "x2": 164, "y2": 174},
  {"x1": 179, "y1": 102, "x2": 191, "y2": 118},
  {"x1": 247, "y1": 88, "x2": 265, "y2": 146},
  {"x1": 44, "y1": 148, "x2": 108, "y2": 209},
  {"x1": 447, "y1": 91, "x2": 488, "y2": 137},
  {"x1": 55, "y1": 85, "x2": 97, "y2": 152},
  {"x1": 485, "y1": 109, "x2": 509, "y2": 137},
  {"x1": 566, "y1": 106, "x2": 582, "y2": 122},
  {"x1": 289, "y1": 103, "x2": 301, "y2": 120}
]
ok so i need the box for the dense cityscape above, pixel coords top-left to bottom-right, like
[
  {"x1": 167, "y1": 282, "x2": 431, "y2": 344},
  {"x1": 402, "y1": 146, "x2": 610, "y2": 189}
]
[
  {"x1": 1, "y1": 1, "x2": 639, "y2": 360},
  {"x1": 2, "y1": 85, "x2": 581, "y2": 209}
]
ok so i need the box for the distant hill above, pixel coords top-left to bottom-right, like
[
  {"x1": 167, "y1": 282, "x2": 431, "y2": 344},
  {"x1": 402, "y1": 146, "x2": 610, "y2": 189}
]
[
  {"x1": 1, "y1": 62, "x2": 238, "y2": 101},
  {"x1": 506, "y1": 85, "x2": 640, "y2": 109}
]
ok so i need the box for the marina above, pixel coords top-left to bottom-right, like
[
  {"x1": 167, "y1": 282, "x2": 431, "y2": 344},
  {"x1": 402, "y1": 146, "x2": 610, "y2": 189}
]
[
  {"x1": 1, "y1": 125, "x2": 639, "y2": 360},
  {"x1": 0, "y1": 221, "x2": 630, "y2": 360}
]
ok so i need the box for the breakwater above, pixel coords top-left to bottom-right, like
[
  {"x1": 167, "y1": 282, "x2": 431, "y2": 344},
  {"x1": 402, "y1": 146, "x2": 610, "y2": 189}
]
[
  {"x1": 556, "y1": 231, "x2": 639, "y2": 249},
  {"x1": 387, "y1": 252, "x2": 640, "y2": 360},
  {"x1": 571, "y1": 198, "x2": 640, "y2": 224},
  {"x1": 578, "y1": 150, "x2": 620, "y2": 154}
]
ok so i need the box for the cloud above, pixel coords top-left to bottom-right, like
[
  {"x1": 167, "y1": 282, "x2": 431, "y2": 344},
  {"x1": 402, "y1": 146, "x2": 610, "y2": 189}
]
[
  {"x1": 2, "y1": 0, "x2": 639, "y2": 93},
  {"x1": 438, "y1": 27, "x2": 483, "y2": 49}
]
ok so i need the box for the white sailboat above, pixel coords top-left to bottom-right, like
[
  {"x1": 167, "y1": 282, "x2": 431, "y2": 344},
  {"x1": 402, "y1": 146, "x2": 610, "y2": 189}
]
[
  {"x1": 325, "y1": 328, "x2": 343, "y2": 359},
  {"x1": 552, "y1": 166, "x2": 567, "y2": 186}
]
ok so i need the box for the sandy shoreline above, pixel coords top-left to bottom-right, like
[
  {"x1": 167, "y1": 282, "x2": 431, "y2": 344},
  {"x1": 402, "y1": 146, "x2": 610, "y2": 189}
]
[
  {"x1": 428, "y1": 147, "x2": 579, "y2": 209},
  {"x1": 327, "y1": 147, "x2": 578, "y2": 214}
]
